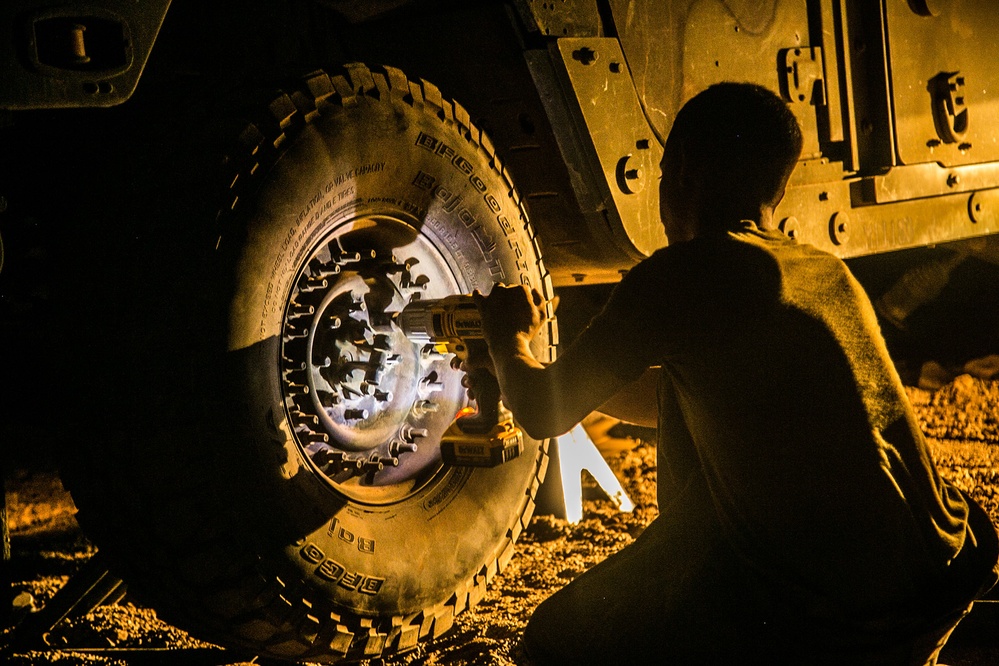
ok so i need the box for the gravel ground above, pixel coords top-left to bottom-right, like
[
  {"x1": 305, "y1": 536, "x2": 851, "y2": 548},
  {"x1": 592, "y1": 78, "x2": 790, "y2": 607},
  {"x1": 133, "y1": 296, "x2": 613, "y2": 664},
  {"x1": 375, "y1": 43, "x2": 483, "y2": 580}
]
[{"x1": 3, "y1": 371, "x2": 998, "y2": 665}]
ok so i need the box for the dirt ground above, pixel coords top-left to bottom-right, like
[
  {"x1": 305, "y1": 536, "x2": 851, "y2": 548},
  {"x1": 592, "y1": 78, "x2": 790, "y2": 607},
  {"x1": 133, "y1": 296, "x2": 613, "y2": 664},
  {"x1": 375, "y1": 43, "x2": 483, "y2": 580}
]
[{"x1": 3, "y1": 368, "x2": 999, "y2": 665}]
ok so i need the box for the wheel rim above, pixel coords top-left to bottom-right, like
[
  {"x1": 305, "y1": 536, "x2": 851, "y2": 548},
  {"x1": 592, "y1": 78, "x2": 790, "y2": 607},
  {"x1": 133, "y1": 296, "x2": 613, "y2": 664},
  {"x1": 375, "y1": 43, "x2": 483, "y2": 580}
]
[{"x1": 280, "y1": 214, "x2": 469, "y2": 504}]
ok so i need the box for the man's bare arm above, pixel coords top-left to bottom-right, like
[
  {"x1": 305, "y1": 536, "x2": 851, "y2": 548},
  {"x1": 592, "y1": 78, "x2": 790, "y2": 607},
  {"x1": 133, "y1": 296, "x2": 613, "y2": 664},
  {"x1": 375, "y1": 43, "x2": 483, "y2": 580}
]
[
  {"x1": 596, "y1": 367, "x2": 660, "y2": 428},
  {"x1": 486, "y1": 334, "x2": 633, "y2": 439},
  {"x1": 474, "y1": 285, "x2": 641, "y2": 439}
]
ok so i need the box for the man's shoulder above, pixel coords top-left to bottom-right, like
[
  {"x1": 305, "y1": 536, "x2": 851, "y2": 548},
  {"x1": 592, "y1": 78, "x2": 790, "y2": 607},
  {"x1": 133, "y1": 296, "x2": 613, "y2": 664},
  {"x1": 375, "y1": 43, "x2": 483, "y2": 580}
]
[
  {"x1": 622, "y1": 228, "x2": 845, "y2": 292},
  {"x1": 729, "y1": 227, "x2": 850, "y2": 276}
]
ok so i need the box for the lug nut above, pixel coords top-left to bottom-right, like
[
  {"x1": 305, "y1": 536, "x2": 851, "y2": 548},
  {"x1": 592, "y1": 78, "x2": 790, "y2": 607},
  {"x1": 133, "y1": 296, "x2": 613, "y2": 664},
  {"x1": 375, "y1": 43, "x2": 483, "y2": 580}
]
[
  {"x1": 300, "y1": 431, "x2": 329, "y2": 444},
  {"x1": 309, "y1": 258, "x2": 341, "y2": 277},
  {"x1": 336, "y1": 250, "x2": 363, "y2": 264},
  {"x1": 362, "y1": 458, "x2": 385, "y2": 473},
  {"x1": 344, "y1": 408, "x2": 369, "y2": 420},
  {"x1": 420, "y1": 375, "x2": 444, "y2": 393},
  {"x1": 328, "y1": 238, "x2": 364, "y2": 264},
  {"x1": 290, "y1": 410, "x2": 319, "y2": 428},
  {"x1": 301, "y1": 275, "x2": 329, "y2": 292},
  {"x1": 421, "y1": 345, "x2": 446, "y2": 360},
  {"x1": 317, "y1": 390, "x2": 340, "y2": 407},
  {"x1": 288, "y1": 302, "x2": 315, "y2": 318},
  {"x1": 413, "y1": 400, "x2": 439, "y2": 415},
  {"x1": 391, "y1": 439, "x2": 419, "y2": 455},
  {"x1": 285, "y1": 324, "x2": 309, "y2": 339},
  {"x1": 403, "y1": 426, "x2": 429, "y2": 442},
  {"x1": 367, "y1": 454, "x2": 399, "y2": 467},
  {"x1": 311, "y1": 449, "x2": 335, "y2": 466},
  {"x1": 337, "y1": 454, "x2": 363, "y2": 471}
]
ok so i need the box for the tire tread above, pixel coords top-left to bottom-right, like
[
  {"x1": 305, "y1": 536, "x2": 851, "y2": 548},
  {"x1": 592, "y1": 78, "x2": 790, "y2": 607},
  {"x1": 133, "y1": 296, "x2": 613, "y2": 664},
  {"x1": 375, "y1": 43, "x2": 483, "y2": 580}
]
[{"x1": 65, "y1": 63, "x2": 553, "y2": 663}]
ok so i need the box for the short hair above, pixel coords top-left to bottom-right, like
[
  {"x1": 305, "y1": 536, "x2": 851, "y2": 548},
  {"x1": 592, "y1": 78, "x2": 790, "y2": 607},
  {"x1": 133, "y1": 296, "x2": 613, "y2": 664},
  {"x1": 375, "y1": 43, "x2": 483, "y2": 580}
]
[{"x1": 667, "y1": 82, "x2": 803, "y2": 213}]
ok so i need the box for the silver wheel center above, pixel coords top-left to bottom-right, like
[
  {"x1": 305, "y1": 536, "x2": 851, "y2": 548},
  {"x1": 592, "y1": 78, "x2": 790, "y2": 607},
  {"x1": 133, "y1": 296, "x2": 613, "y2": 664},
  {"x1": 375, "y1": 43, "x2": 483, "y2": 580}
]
[{"x1": 280, "y1": 216, "x2": 468, "y2": 502}]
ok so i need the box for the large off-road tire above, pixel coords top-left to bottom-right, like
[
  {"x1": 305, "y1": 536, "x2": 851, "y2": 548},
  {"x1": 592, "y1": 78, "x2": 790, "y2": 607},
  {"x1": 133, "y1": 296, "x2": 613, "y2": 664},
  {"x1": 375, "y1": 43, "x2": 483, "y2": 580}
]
[{"x1": 62, "y1": 64, "x2": 556, "y2": 662}]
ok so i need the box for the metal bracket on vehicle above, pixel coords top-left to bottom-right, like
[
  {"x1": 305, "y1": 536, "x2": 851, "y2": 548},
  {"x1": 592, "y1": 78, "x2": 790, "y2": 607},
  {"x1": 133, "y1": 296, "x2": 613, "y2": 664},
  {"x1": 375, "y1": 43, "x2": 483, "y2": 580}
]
[
  {"x1": 779, "y1": 46, "x2": 826, "y2": 107},
  {"x1": 549, "y1": 37, "x2": 666, "y2": 259},
  {"x1": 0, "y1": 0, "x2": 172, "y2": 109}
]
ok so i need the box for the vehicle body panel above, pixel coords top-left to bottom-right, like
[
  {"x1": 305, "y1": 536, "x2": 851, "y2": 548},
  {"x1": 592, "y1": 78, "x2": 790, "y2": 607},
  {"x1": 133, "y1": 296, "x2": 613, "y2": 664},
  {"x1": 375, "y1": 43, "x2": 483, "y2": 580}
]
[{"x1": 1, "y1": 0, "x2": 997, "y2": 284}]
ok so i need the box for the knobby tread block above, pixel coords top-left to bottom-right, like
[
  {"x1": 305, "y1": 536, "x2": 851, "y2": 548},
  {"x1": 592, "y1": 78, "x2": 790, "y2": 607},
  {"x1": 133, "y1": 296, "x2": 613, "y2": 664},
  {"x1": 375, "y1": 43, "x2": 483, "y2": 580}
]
[
  {"x1": 384, "y1": 67, "x2": 410, "y2": 102},
  {"x1": 420, "y1": 78, "x2": 444, "y2": 113}
]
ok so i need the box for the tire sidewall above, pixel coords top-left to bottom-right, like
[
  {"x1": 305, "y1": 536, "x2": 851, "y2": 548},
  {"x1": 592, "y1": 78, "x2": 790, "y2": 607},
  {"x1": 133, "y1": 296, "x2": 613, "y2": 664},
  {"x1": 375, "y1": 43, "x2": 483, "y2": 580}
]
[{"x1": 220, "y1": 91, "x2": 549, "y2": 616}]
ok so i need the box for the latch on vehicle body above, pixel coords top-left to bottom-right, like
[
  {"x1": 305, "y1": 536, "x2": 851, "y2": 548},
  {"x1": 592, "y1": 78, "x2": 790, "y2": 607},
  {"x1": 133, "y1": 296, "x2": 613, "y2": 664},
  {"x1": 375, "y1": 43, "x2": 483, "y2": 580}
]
[
  {"x1": 779, "y1": 46, "x2": 826, "y2": 107},
  {"x1": 930, "y1": 71, "x2": 969, "y2": 144}
]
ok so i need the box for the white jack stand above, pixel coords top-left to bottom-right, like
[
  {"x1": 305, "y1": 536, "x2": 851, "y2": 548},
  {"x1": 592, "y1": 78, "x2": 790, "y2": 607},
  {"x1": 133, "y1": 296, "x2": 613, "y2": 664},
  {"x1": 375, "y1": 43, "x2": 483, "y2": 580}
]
[{"x1": 540, "y1": 423, "x2": 635, "y2": 524}]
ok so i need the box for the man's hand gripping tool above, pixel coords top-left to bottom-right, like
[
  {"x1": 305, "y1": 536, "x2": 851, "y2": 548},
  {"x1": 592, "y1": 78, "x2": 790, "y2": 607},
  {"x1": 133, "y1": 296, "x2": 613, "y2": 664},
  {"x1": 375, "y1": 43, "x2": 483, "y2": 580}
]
[{"x1": 396, "y1": 295, "x2": 523, "y2": 467}]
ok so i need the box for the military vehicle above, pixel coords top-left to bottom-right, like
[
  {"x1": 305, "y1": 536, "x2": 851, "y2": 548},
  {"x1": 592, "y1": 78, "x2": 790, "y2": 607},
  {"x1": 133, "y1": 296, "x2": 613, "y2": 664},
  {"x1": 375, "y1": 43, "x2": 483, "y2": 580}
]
[{"x1": 2, "y1": 0, "x2": 997, "y2": 661}]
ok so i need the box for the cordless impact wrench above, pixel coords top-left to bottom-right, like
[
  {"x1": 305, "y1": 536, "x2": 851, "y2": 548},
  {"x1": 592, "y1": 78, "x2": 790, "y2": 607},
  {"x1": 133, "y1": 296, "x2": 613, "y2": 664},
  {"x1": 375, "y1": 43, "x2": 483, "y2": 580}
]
[{"x1": 396, "y1": 295, "x2": 523, "y2": 467}]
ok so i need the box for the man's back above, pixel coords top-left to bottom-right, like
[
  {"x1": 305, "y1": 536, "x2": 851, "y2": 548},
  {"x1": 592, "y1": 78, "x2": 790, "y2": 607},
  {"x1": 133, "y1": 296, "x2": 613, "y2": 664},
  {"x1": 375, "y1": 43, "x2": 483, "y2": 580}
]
[
  {"x1": 553, "y1": 222, "x2": 999, "y2": 659},
  {"x1": 623, "y1": 224, "x2": 977, "y2": 615}
]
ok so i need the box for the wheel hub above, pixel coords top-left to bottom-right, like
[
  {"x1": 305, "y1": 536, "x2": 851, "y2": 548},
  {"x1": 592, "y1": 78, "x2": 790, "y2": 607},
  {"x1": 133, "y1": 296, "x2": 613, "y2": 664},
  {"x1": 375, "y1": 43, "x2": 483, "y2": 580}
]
[{"x1": 280, "y1": 217, "x2": 467, "y2": 502}]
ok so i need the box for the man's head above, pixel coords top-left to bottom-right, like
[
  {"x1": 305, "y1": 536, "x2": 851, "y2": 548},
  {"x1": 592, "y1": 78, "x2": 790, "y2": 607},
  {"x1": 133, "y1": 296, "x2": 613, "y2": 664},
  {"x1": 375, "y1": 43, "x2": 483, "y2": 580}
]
[{"x1": 659, "y1": 82, "x2": 803, "y2": 240}]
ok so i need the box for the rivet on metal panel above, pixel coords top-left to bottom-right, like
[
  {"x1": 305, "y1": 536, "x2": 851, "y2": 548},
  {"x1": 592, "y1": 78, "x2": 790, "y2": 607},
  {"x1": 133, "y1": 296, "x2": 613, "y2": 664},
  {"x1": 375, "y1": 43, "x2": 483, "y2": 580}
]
[
  {"x1": 830, "y1": 211, "x2": 850, "y2": 245},
  {"x1": 779, "y1": 216, "x2": 800, "y2": 240},
  {"x1": 968, "y1": 192, "x2": 985, "y2": 224}
]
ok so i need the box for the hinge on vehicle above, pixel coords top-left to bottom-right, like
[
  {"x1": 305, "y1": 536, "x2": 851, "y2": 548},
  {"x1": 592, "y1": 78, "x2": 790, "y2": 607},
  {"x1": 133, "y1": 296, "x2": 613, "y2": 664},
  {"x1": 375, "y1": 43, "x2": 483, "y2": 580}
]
[{"x1": 779, "y1": 46, "x2": 826, "y2": 106}]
